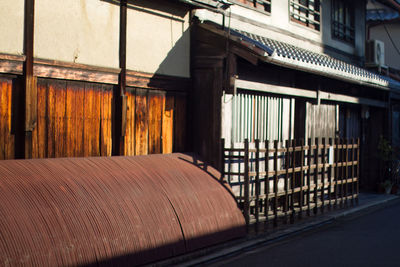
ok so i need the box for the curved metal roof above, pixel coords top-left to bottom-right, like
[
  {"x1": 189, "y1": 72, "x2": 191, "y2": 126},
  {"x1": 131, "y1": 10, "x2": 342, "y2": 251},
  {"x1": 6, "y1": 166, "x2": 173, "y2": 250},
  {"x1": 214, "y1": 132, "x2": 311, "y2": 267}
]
[{"x1": 0, "y1": 154, "x2": 245, "y2": 266}]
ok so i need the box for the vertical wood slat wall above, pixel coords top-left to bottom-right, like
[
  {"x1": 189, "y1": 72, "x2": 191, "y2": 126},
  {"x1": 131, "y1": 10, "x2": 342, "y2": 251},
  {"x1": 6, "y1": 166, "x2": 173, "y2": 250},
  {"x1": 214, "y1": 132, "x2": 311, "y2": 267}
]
[
  {"x1": 0, "y1": 76, "x2": 187, "y2": 159},
  {"x1": 223, "y1": 138, "x2": 360, "y2": 231},
  {"x1": 124, "y1": 88, "x2": 186, "y2": 156},
  {"x1": 0, "y1": 77, "x2": 14, "y2": 159},
  {"x1": 31, "y1": 78, "x2": 113, "y2": 158}
]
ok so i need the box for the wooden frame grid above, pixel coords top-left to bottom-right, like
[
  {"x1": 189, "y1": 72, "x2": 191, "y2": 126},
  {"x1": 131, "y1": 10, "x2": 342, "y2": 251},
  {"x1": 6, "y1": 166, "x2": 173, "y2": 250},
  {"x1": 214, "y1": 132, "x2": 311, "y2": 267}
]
[{"x1": 222, "y1": 137, "x2": 360, "y2": 231}]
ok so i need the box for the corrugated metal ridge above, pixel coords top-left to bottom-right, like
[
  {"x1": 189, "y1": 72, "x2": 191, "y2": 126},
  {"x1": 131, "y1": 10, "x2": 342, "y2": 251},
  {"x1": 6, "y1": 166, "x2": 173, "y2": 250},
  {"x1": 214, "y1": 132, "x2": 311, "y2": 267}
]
[
  {"x1": 227, "y1": 27, "x2": 400, "y2": 91},
  {"x1": 0, "y1": 153, "x2": 246, "y2": 266}
]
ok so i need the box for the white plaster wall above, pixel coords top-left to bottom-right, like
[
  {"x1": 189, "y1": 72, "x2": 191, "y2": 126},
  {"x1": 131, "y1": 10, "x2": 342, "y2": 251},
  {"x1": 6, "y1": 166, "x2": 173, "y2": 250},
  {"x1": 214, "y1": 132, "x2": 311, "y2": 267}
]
[
  {"x1": 0, "y1": 0, "x2": 24, "y2": 55},
  {"x1": 34, "y1": 0, "x2": 119, "y2": 68},
  {"x1": 126, "y1": 4, "x2": 190, "y2": 77},
  {"x1": 370, "y1": 24, "x2": 400, "y2": 70},
  {"x1": 221, "y1": 93, "x2": 233, "y2": 145}
]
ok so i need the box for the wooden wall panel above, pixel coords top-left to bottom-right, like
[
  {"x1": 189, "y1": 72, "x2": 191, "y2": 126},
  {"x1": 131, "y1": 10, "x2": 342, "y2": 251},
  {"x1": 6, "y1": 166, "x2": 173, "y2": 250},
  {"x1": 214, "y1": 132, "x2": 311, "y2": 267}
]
[
  {"x1": 75, "y1": 82, "x2": 85, "y2": 157},
  {"x1": 30, "y1": 78, "x2": 113, "y2": 158},
  {"x1": 174, "y1": 94, "x2": 186, "y2": 152},
  {"x1": 33, "y1": 79, "x2": 47, "y2": 158},
  {"x1": 54, "y1": 80, "x2": 66, "y2": 158},
  {"x1": 0, "y1": 78, "x2": 14, "y2": 159},
  {"x1": 124, "y1": 88, "x2": 135, "y2": 156},
  {"x1": 123, "y1": 88, "x2": 187, "y2": 156},
  {"x1": 135, "y1": 88, "x2": 148, "y2": 155},
  {"x1": 84, "y1": 83, "x2": 102, "y2": 157},
  {"x1": 1, "y1": 76, "x2": 186, "y2": 160},
  {"x1": 306, "y1": 102, "x2": 336, "y2": 142},
  {"x1": 100, "y1": 85, "x2": 113, "y2": 157},
  {"x1": 66, "y1": 81, "x2": 77, "y2": 157},
  {"x1": 47, "y1": 80, "x2": 56, "y2": 157},
  {"x1": 148, "y1": 91, "x2": 163, "y2": 154},
  {"x1": 92, "y1": 84, "x2": 102, "y2": 156},
  {"x1": 162, "y1": 95, "x2": 174, "y2": 154}
]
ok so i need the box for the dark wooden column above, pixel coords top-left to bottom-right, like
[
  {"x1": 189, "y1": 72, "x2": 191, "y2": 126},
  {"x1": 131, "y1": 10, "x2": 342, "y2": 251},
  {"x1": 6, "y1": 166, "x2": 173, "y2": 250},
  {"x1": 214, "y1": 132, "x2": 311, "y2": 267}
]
[
  {"x1": 191, "y1": 23, "x2": 229, "y2": 170},
  {"x1": 192, "y1": 55, "x2": 224, "y2": 170},
  {"x1": 113, "y1": 0, "x2": 127, "y2": 156},
  {"x1": 23, "y1": 0, "x2": 37, "y2": 158}
]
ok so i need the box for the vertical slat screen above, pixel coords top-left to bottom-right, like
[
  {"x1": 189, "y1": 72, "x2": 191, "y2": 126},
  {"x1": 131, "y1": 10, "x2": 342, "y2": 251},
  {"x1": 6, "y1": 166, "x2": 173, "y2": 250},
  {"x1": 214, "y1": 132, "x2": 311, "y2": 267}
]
[
  {"x1": 222, "y1": 138, "x2": 360, "y2": 230},
  {"x1": 232, "y1": 93, "x2": 292, "y2": 143}
]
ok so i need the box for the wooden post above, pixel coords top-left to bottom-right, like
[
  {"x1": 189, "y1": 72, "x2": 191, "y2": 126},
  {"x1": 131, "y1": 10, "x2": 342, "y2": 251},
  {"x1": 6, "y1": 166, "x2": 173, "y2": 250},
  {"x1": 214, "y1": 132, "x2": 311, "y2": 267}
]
[
  {"x1": 255, "y1": 139, "x2": 260, "y2": 232},
  {"x1": 314, "y1": 138, "x2": 319, "y2": 215},
  {"x1": 335, "y1": 138, "x2": 339, "y2": 208},
  {"x1": 328, "y1": 138, "x2": 333, "y2": 210},
  {"x1": 244, "y1": 139, "x2": 250, "y2": 228},
  {"x1": 307, "y1": 138, "x2": 312, "y2": 216},
  {"x1": 221, "y1": 139, "x2": 225, "y2": 182},
  {"x1": 356, "y1": 138, "x2": 360, "y2": 204},
  {"x1": 345, "y1": 138, "x2": 349, "y2": 206},
  {"x1": 341, "y1": 138, "x2": 345, "y2": 208},
  {"x1": 273, "y1": 140, "x2": 278, "y2": 227},
  {"x1": 299, "y1": 139, "x2": 304, "y2": 219},
  {"x1": 290, "y1": 139, "x2": 296, "y2": 223},
  {"x1": 351, "y1": 138, "x2": 355, "y2": 205},
  {"x1": 342, "y1": 138, "x2": 349, "y2": 207},
  {"x1": 285, "y1": 140, "x2": 290, "y2": 223},
  {"x1": 113, "y1": 0, "x2": 127, "y2": 156},
  {"x1": 23, "y1": 0, "x2": 37, "y2": 159},
  {"x1": 265, "y1": 140, "x2": 270, "y2": 226},
  {"x1": 321, "y1": 138, "x2": 326, "y2": 213}
]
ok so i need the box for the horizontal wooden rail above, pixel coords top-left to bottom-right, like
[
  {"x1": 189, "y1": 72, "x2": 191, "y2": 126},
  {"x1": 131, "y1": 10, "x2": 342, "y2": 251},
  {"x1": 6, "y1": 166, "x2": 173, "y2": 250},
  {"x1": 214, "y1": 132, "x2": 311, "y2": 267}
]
[
  {"x1": 222, "y1": 138, "x2": 360, "y2": 232},
  {"x1": 246, "y1": 144, "x2": 359, "y2": 153}
]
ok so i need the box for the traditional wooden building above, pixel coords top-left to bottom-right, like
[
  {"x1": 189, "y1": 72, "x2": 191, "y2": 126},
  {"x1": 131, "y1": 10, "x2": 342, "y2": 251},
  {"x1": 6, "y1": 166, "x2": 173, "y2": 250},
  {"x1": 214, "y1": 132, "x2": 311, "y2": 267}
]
[
  {"x1": 0, "y1": 0, "x2": 191, "y2": 160},
  {"x1": 188, "y1": 0, "x2": 400, "y2": 190},
  {"x1": 2, "y1": 0, "x2": 400, "y2": 190},
  {"x1": 367, "y1": 0, "x2": 400, "y2": 154}
]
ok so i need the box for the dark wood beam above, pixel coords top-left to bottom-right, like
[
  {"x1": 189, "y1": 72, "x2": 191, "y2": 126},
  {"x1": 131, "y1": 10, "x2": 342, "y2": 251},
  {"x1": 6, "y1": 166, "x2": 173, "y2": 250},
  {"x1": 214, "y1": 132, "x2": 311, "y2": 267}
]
[
  {"x1": 113, "y1": 0, "x2": 127, "y2": 156},
  {"x1": 23, "y1": 0, "x2": 37, "y2": 159}
]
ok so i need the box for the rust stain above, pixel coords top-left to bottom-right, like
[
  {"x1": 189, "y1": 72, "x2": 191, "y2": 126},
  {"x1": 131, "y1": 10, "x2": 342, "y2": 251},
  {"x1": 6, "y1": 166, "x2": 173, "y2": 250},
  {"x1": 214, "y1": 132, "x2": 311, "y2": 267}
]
[{"x1": 0, "y1": 154, "x2": 245, "y2": 266}]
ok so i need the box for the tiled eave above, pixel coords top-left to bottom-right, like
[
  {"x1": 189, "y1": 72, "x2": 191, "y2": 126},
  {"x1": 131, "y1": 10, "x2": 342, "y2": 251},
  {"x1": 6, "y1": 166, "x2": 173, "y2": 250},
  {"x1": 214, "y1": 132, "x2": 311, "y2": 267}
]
[
  {"x1": 230, "y1": 28, "x2": 400, "y2": 91},
  {"x1": 196, "y1": 23, "x2": 400, "y2": 91}
]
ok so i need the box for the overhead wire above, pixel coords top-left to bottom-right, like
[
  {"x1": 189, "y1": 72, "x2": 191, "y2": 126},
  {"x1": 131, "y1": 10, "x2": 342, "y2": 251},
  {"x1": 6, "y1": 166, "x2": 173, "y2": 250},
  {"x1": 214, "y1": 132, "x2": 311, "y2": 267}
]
[{"x1": 371, "y1": 1, "x2": 400, "y2": 57}]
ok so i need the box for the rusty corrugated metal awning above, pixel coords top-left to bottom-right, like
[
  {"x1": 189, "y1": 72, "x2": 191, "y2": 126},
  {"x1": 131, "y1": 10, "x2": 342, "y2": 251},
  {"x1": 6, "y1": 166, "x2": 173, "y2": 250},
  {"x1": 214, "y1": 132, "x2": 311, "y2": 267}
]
[{"x1": 0, "y1": 153, "x2": 245, "y2": 266}]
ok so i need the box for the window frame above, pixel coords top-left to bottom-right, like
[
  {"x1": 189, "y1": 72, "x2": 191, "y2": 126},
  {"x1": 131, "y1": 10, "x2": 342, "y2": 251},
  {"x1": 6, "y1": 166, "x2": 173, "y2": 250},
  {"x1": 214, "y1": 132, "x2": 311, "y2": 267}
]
[
  {"x1": 331, "y1": 0, "x2": 355, "y2": 44},
  {"x1": 289, "y1": 0, "x2": 321, "y2": 31},
  {"x1": 230, "y1": 0, "x2": 271, "y2": 14}
]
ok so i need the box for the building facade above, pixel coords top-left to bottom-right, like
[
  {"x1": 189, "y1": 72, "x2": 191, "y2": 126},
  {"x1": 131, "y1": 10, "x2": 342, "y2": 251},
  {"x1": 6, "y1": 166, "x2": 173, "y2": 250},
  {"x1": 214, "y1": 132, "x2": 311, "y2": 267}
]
[
  {"x1": 0, "y1": 0, "x2": 191, "y2": 160},
  {"x1": 367, "y1": 0, "x2": 400, "y2": 156},
  {"x1": 188, "y1": 0, "x2": 400, "y2": 189}
]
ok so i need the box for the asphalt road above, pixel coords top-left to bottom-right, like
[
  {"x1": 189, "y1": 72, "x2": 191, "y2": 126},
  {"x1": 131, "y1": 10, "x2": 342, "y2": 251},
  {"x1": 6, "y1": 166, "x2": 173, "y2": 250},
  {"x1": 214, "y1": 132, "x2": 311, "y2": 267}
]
[{"x1": 210, "y1": 200, "x2": 400, "y2": 267}]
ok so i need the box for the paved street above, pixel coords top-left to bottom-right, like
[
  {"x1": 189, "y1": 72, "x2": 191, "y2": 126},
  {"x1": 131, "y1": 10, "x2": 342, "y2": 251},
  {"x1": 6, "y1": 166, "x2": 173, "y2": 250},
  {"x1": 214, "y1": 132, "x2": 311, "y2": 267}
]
[{"x1": 210, "y1": 200, "x2": 400, "y2": 267}]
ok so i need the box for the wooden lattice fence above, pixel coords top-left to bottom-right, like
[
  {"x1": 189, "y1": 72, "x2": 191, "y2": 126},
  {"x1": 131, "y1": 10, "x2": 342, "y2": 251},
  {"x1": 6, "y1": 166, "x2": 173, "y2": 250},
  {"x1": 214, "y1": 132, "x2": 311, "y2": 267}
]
[{"x1": 222, "y1": 138, "x2": 360, "y2": 231}]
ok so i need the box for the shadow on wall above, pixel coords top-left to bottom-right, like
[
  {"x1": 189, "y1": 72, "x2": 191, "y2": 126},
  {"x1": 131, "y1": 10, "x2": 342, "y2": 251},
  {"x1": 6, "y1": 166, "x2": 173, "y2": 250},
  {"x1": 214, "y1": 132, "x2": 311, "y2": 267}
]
[
  {"x1": 154, "y1": 28, "x2": 190, "y2": 78},
  {"x1": 101, "y1": 0, "x2": 191, "y2": 78}
]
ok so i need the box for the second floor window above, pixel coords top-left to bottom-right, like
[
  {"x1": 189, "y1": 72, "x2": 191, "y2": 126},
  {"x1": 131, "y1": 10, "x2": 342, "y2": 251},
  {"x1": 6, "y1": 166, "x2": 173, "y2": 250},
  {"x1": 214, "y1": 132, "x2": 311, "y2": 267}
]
[
  {"x1": 233, "y1": 0, "x2": 271, "y2": 13},
  {"x1": 331, "y1": 0, "x2": 355, "y2": 44},
  {"x1": 289, "y1": 0, "x2": 321, "y2": 31}
]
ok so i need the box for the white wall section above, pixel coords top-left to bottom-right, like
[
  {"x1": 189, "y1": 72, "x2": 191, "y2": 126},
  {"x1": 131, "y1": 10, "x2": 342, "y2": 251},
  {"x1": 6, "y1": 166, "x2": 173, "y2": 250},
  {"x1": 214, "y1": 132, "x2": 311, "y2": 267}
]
[
  {"x1": 126, "y1": 2, "x2": 190, "y2": 77},
  {"x1": 34, "y1": 0, "x2": 120, "y2": 68},
  {"x1": 0, "y1": 0, "x2": 24, "y2": 55}
]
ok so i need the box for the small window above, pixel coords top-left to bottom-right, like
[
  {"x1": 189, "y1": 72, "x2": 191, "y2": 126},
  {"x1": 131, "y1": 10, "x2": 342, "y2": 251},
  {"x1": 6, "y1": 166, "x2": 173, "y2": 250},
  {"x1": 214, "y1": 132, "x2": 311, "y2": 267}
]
[
  {"x1": 232, "y1": 0, "x2": 271, "y2": 13},
  {"x1": 331, "y1": 0, "x2": 355, "y2": 44},
  {"x1": 289, "y1": 0, "x2": 321, "y2": 31}
]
